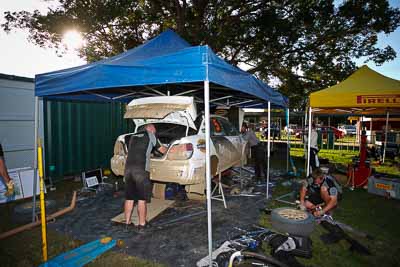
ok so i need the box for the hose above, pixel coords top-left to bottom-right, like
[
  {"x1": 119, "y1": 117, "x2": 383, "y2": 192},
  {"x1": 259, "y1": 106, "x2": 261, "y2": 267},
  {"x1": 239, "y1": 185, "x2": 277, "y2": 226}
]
[{"x1": 0, "y1": 191, "x2": 77, "y2": 240}]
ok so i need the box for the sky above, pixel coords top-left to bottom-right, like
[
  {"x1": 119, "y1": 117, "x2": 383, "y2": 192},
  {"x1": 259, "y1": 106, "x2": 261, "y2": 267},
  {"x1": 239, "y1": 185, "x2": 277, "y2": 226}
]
[
  {"x1": 0, "y1": 1, "x2": 86, "y2": 78},
  {"x1": 0, "y1": 0, "x2": 399, "y2": 80}
]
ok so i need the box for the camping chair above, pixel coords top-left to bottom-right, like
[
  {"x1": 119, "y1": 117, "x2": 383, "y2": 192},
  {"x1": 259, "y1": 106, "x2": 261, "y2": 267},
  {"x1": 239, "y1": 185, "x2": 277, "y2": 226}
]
[{"x1": 81, "y1": 168, "x2": 112, "y2": 193}]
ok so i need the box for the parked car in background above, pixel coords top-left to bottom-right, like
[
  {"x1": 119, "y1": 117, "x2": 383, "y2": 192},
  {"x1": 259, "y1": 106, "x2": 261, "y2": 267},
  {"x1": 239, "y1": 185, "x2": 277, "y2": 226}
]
[
  {"x1": 284, "y1": 124, "x2": 303, "y2": 138},
  {"x1": 110, "y1": 96, "x2": 248, "y2": 199},
  {"x1": 262, "y1": 123, "x2": 281, "y2": 139},
  {"x1": 338, "y1": 125, "x2": 357, "y2": 136},
  {"x1": 284, "y1": 124, "x2": 298, "y2": 134},
  {"x1": 318, "y1": 126, "x2": 345, "y2": 139}
]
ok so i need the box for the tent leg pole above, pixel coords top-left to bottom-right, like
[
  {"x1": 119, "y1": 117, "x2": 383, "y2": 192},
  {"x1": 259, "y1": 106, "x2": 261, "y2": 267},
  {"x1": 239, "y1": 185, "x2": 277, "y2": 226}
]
[
  {"x1": 267, "y1": 101, "x2": 271, "y2": 199},
  {"x1": 370, "y1": 120, "x2": 373, "y2": 144},
  {"x1": 383, "y1": 111, "x2": 389, "y2": 163},
  {"x1": 304, "y1": 108, "x2": 308, "y2": 172},
  {"x1": 32, "y1": 96, "x2": 39, "y2": 222},
  {"x1": 286, "y1": 108, "x2": 289, "y2": 173},
  {"x1": 204, "y1": 81, "x2": 213, "y2": 266},
  {"x1": 306, "y1": 107, "x2": 312, "y2": 177},
  {"x1": 360, "y1": 116, "x2": 363, "y2": 152}
]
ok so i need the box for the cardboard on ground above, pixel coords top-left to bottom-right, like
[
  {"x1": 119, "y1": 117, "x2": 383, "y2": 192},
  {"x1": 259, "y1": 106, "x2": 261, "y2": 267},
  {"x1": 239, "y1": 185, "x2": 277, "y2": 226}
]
[{"x1": 111, "y1": 198, "x2": 175, "y2": 224}]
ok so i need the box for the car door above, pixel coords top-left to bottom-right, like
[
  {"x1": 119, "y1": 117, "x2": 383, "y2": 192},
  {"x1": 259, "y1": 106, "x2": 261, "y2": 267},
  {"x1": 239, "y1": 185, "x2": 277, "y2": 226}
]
[{"x1": 216, "y1": 117, "x2": 242, "y2": 167}]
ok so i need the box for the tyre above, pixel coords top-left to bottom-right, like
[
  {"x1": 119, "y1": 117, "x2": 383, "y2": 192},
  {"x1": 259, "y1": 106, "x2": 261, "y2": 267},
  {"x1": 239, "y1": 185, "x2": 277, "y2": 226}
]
[{"x1": 270, "y1": 207, "x2": 315, "y2": 237}]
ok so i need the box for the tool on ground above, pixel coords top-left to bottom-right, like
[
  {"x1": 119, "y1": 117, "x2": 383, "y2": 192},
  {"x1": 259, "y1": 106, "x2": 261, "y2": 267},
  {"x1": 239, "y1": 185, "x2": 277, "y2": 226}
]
[
  {"x1": 317, "y1": 215, "x2": 372, "y2": 255},
  {"x1": 38, "y1": 237, "x2": 118, "y2": 267},
  {"x1": 274, "y1": 191, "x2": 297, "y2": 206},
  {"x1": 197, "y1": 226, "x2": 310, "y2": 267}
]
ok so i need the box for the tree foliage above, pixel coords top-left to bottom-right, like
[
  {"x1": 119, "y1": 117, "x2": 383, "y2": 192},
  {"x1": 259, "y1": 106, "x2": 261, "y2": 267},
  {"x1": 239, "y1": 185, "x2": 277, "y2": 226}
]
[{"x1": 3, "y1": 0, "x2": 400, "y2": 109}]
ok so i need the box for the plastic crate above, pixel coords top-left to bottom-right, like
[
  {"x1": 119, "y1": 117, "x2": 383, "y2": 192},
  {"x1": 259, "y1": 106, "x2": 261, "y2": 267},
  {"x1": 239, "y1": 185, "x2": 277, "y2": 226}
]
[{"x1": 368, "y1": 176, "x2": 400, "y2": 200}]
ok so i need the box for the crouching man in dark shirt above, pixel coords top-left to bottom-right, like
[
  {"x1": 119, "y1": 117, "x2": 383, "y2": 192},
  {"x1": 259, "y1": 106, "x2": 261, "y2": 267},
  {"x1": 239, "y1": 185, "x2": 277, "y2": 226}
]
[{"x1": 299, "y1": 168, "x2": 341, "y2": 217}]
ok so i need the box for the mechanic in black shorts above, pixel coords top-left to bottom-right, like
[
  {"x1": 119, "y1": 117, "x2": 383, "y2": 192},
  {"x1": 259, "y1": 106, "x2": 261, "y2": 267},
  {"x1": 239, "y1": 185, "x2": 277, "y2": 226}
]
[
  {"x1": 124, "y1": 124, "x2": 166, "y2": 232},
  {"x1": 299, "y1": 168, "x2": 341, "y2": 217}
]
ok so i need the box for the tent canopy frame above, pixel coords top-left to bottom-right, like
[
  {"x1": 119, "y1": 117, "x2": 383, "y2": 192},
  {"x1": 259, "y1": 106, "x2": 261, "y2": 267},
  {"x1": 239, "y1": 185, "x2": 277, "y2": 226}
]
[{"x1": 33, "y1": 30, "x2": 287, "y2": 266}]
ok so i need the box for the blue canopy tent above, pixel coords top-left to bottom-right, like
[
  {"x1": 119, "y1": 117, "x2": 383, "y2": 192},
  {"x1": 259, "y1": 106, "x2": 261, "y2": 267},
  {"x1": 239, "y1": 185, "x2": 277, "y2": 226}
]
[
  {"x1": 33, "y1": 29, "x2": 287, "y2": 265},
  {"x1": 35, "y1": 29, "x2": 285, "y2": 107}
]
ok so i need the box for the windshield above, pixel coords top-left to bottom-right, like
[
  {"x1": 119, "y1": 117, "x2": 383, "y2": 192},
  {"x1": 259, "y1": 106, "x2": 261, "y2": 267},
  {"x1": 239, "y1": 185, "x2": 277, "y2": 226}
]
[{"x1": 345, "y1": 125, "x2": 356, "y2": 129}]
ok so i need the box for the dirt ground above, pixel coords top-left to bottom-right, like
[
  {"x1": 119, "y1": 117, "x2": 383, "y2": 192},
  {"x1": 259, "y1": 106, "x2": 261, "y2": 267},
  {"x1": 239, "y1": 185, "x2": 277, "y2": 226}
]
[{"x1": 45, "y1": 173, "x2": 280, "y2": 266}]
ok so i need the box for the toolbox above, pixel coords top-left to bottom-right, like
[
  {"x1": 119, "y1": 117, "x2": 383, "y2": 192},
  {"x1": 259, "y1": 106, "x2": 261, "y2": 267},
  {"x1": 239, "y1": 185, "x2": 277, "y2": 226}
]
[{"x1": 368, "y1": 176, "x2": 400, "y2": 200}]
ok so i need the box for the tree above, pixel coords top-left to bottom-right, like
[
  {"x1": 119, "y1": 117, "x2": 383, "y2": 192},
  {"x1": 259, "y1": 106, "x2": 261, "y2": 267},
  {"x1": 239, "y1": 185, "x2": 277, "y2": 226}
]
[{"x1": 3, "y1": 0, "x2": 399, "y2": 109}]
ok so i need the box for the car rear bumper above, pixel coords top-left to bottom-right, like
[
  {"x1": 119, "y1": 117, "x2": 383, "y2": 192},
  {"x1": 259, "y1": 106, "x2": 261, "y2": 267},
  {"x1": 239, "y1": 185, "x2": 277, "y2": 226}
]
[
  {"x1": 111, "y1": 155, "x2": 205, "y2": 185},
  {"x1": 150, "y1": 159, "x2": 205, "y2": 185}
]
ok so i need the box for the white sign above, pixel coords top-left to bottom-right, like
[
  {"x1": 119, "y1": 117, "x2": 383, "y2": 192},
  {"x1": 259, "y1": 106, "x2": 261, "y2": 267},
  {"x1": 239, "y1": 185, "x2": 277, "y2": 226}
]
[
  {"x1": 85, "y1": 176, "x2": 99, "y2": 188},
  {"x1": 0, "y1": 170, "x2": 23, "y2": 203},
  {"x1": 0, "y1": 167, "x2": 44, "y2": 203}
]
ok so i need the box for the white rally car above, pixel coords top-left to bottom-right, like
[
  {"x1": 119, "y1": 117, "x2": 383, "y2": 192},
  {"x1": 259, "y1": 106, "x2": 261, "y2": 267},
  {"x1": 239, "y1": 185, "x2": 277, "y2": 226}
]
[{"x1": 111, "y1": 96, "x2": 247, "y2": 198}]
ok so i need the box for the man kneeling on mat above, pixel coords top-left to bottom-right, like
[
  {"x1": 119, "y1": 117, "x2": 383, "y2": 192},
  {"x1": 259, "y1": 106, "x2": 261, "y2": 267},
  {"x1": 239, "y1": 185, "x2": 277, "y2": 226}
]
[
  {"x1": 124, "y1": 124, "x2": 167, "y2": 233},
  {"x1": 299, "y1": 168, "x2": 340, "y2": 217}
]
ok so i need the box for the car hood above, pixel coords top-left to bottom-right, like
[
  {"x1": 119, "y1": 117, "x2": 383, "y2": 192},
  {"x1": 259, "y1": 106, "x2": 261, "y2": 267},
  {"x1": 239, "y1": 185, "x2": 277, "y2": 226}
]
[{"x1": 124, "y1": 96, "x2": 197, "y2": 129}]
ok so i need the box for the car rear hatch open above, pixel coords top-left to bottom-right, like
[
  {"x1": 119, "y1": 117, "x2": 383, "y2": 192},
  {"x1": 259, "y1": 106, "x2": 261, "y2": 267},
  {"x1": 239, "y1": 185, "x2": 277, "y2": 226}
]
[{"x1": 124, "y1": 96, "x2": 197, "y2": 130}]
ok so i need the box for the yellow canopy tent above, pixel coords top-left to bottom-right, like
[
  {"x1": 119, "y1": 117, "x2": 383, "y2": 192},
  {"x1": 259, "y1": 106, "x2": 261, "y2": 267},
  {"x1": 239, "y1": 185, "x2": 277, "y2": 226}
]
[
  {"x1": 310, "y1": 65, "x2": 400, "y2": 115},
  {"x1": 305, "y1": 66, "x2": 400, "y2": 175}
]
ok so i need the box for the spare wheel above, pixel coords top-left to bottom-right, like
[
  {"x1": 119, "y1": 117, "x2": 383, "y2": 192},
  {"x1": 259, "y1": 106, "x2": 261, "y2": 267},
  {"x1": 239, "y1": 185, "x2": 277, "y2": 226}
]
[{"x1": 271, "y1": 207, "x2": 315, "y2": 237}]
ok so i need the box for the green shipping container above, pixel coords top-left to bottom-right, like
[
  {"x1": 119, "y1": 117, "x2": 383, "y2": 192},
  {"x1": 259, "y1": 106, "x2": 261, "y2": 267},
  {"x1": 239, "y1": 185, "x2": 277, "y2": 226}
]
[{"x1": 44, "y1": 100, "x2": 134, "y2": 181}]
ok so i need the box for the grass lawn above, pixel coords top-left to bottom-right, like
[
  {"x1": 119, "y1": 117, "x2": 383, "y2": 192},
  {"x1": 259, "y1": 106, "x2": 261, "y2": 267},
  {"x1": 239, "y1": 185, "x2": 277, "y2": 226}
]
[
  {"x1": 290, "y1": 147, "x2": 400, "y2": 176},
  {"x1": 261, "y1": 183, "x2": 400, "y2": 267},
  {"x1": 290, "y1": 147, "x2": 359, "y2": 166}
]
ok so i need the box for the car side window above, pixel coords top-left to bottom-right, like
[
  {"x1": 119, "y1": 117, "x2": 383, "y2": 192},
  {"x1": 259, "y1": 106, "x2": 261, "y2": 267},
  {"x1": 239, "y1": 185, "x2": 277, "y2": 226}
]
[{"x1": 218, "y1": 117, "x2": 239, "y2": 136}]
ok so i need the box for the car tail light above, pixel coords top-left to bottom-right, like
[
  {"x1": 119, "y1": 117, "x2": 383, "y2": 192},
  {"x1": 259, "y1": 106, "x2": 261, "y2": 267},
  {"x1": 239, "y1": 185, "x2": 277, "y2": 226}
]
[
  {"x1": 114, "y1": 141, "x2": 126, "y2": 156},
  {"x1": 167, "y1": 143, "x2": 194, "y2": 160}
]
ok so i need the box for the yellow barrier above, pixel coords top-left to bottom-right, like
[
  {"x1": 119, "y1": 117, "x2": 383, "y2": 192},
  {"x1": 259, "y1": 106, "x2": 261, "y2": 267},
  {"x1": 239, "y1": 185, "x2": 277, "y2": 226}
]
[{"x1": 38, "y1": 139, "x2": 48, "y2": 262}]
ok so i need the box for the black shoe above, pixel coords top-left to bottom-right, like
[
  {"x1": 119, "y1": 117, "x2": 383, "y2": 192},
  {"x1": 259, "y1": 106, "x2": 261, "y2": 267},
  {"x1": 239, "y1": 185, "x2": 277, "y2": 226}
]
[
  {"x1": 123, "y1": 223, "x2": 135, "y2": 233},
  {"x1": 136, "y1": 221, "x2": 151, "y2": 234}
]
